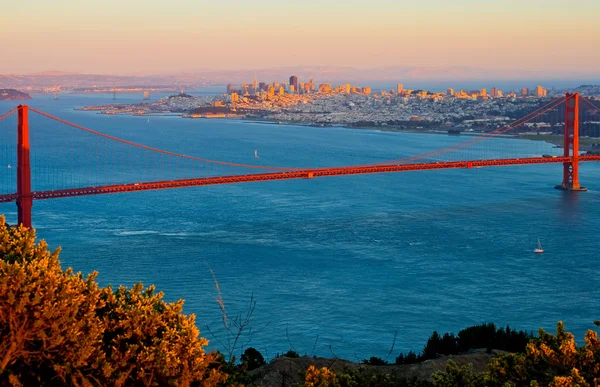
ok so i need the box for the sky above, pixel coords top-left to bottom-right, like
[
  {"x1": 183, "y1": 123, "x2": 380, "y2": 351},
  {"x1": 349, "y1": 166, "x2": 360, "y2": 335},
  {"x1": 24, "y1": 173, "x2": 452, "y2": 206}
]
[{"x1": 1, "y1": 0, "x2": 599, "y2": 77}]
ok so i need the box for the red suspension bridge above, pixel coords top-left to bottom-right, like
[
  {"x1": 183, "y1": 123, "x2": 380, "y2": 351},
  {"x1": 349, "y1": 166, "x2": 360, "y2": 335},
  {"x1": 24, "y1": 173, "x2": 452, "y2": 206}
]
[{"x1": 1, "y1": 92, "x2": 600, "y2": 228}]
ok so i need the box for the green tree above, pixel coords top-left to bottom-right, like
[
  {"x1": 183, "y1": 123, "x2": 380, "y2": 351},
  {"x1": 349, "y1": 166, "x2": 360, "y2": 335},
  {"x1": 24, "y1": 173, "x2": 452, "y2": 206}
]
[{"x1": 240, "y1": 347, "x2": 265, "y2": 371}]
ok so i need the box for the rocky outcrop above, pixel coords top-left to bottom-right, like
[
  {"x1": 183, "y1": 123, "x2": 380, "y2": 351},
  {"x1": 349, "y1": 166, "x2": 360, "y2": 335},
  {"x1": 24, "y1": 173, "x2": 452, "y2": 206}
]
[{"x1": 248, "y1": 349, "x2": 507, "y2": 387}]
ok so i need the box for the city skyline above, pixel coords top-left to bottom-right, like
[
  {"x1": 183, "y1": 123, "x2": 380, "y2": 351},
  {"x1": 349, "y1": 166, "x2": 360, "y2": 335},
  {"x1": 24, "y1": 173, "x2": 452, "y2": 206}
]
[{"x1": 1, "y1": 0, "x2": 600, "y2": 77}]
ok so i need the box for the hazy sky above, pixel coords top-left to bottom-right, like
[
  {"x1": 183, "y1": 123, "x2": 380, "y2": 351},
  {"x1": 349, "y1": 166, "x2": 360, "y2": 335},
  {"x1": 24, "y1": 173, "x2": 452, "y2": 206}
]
[{"x1": 1, "y1": 0, "x2": 599, "y2": 76}]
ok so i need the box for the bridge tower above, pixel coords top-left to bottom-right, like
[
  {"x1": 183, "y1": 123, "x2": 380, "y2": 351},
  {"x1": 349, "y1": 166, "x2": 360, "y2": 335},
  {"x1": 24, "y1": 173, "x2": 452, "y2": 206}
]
[
  {"x1": 556, "y1": 93, "x2": 586, "y2": 191},
  {"x1": 17, "y1": 105, "x2": 33, "y2": 227}
]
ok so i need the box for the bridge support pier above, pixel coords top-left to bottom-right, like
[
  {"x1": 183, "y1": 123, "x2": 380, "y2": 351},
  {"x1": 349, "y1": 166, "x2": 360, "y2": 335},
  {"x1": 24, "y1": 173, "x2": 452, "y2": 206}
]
[
  {"x1": 555, "y1": 93, "x2": 587, "y2": 191},
  {"x1": 17, "y1": 105, "x2": 33, "y2": 228}
]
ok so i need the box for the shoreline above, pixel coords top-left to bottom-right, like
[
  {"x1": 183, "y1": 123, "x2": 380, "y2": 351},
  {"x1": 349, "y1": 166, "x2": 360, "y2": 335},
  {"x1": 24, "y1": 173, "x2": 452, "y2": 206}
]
[{"x1": 75, "y1": 108, "x2": 600, "y2": 152}]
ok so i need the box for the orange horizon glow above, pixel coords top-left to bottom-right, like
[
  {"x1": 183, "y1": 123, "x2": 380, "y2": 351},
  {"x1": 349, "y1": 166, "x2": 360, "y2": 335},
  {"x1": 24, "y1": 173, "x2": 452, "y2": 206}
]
[{"x1": 1, "y1": 0, "x2": 599, "y2": 76}]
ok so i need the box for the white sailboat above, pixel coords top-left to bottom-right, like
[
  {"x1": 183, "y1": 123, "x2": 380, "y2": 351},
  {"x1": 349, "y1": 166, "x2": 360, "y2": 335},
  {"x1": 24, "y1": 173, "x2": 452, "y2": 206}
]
[
  {"x1": 534, "y1": 239, "x2": 544, "y2": 254},
  {"x1": 254, "y1": 149, "x2": 259, "y2": 159}
]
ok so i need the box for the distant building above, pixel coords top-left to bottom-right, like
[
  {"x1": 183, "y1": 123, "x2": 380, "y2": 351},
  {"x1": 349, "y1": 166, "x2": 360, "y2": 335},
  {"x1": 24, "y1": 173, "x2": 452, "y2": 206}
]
[
  {"x1": 259, "y1": 82, "x2": 267, "y2": 91},
  {"x1": 397, "y1": 84, "x2": 403, "y2": 94},
  {"x1": 318, "y1": 83, "x2": 332, "y2": 93},
  {"x1": 289, "y1": 76, "x2": 298, "y2": 93},
  {"x1": 480, "y1": 88, "x2": 487, "y2": 97},
  {"x1": 345, "y1": 84, "x2": 351, "y2": 93},
  {"x1": 521, "y1": 88, "x2": 528, "y2": 96},
  {"x1": 491, "y1": 87, "x2": 498, "y2": 97},
  {"x1": 363, "y1": 87, "x2": 371, "y2": 95},
  {"x1": 536, "y1": 85, "x2": 545, "y2": 97},
  {"x1": 309, "y1": 79, "x2": 315, "y2": 92},
  {"x1": 289, "y1": 85, "x2": 295, "y2": 94},
  {"x1": 447, "y1": 88, "x2": 454, "y2": 96},
  {"x1": 227, "y1": 84, "x2": 234, "y2": 95},
  {"x1": 143, "y1": 91, "x2": 150, "y2": 100}
]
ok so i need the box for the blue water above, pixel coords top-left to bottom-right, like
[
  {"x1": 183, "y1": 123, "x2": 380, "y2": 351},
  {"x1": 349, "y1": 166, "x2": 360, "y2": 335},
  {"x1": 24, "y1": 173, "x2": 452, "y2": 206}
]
[{"x1": 1, "y1": 93, "x2": 599, "y2": 361}]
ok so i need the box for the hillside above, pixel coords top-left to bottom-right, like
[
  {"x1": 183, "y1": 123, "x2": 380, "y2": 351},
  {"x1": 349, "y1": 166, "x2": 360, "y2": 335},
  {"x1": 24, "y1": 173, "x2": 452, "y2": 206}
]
[{"x1": 0, "y1": 88, "x2": 31, "y2": 101}]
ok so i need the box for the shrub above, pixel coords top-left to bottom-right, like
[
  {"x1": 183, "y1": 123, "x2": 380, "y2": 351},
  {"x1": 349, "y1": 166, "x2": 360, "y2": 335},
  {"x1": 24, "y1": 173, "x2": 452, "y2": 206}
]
[
  {"x1": 362, "y1": 356, "x2": 388, "y2": 366},
  {"x1": 433, "y1": 321, "x2": 600, "y2": 386},
  {"x1": 281, "y1": 349, "x2": 300, "y2": 358},
  {"x1": 240, "y1": 347, "x2": 265, "y2": 371},
  {"x1": 0, "y1": 216, "x2": 226, "y2": 386}
]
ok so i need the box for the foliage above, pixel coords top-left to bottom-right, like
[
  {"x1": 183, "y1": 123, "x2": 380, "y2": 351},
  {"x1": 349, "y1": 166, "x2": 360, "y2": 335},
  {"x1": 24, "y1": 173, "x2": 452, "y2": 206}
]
[
  {"x1": 303, "y1": 365, "x2": 431, "y2": 387},
  {"x1": 432, "y1": 361, "x2": 485, "y2": 387},
  {"x1": 211, "y1": 351, "x2": 257, "y2": 386},
  {"x1": 240, "y1": 347, "x2": 265, "y2": 371},
  {"x1": 395, "y1": 323, "x2": 533, "y2": 365},
  {"x1": 362, "y1": 357, "x2": 388, "y2": 366},
  {"x1": 433, "y1": 321, "x2": 600, "y2": 386},
  {"x1": 277, "y1": 350, "x2": 300, "y2": 359},
  {"x1": 483, "y1": 321, "x2": 600, "y2": 386},
  {"x1": 394, "y1": 350, "x2": 419, "y2": 365},
  {"x1": 0, "y1": 216, "x2": 226, "y2": 386}
]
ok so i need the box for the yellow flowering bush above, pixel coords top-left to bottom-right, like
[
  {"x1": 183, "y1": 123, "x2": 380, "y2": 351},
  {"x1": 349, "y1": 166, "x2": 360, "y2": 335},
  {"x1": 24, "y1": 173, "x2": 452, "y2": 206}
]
[
  {"x1": 0, "y1": 216, "x2": 226, "y2": 386},
  {"x1": 304, "y1": 365, "x2": 340, "y2": 387}
]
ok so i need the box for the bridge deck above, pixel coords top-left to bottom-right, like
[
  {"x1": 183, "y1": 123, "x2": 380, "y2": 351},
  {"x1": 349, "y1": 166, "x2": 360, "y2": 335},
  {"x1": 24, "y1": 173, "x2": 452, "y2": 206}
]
[{"x1": 1, "y1": 156, "x2": 598, "y2": 203}]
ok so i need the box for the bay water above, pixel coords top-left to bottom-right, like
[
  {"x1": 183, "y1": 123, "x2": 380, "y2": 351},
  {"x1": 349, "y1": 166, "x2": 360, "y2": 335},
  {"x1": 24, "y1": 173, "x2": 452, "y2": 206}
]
[{"x1": 1, "y1": 92, "x2": 599, "y2": 361}]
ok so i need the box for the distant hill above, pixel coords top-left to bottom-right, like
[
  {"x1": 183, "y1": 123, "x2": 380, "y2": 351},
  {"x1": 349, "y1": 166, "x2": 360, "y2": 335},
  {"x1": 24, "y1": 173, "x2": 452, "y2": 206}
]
[{"x1": 0, "y1": 89, "x2": 31, "y2": 101}]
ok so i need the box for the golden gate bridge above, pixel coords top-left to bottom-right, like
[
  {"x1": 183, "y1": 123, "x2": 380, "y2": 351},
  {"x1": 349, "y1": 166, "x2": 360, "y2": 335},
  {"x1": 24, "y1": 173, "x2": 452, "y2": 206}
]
[{"x1": 1, "y1": 93, "x2": 600, "y2": 228}]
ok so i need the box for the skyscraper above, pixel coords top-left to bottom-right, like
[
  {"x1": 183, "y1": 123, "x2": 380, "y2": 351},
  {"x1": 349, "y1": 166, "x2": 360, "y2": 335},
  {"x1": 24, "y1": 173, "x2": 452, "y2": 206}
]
[
  {"x1": 397, "y1": 84, "x2": 403, "y2": 94},
  {"x1": 289, "y1": 76, "x2": 298, "y2": 93},
  {"x1": 480, "y1": 88, "x2": 487, "y2": 97},
  {"x1": 536, "y1": 86, "x2": 545, "y2": 97},
  {"x1": 521, "y1": 88, "x2": 528, "y2": 96}
]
